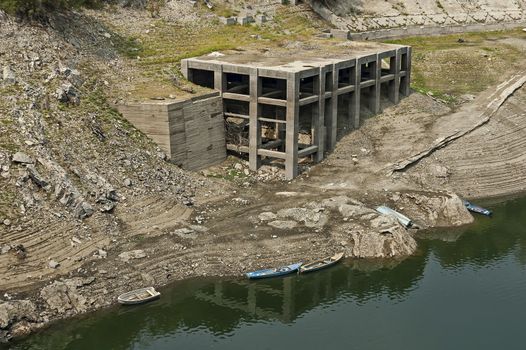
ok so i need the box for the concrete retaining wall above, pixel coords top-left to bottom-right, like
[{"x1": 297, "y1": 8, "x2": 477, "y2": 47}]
[{"x1": 117, "y1": 92, "x2": 226, "y2": 171}]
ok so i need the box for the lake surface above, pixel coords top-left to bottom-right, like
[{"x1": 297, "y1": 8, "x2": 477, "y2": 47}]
[{"x1": 8, "y1": 197, "x2": 526, "y2": 350}]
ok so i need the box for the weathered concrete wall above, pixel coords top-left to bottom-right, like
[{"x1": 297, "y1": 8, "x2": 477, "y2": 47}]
[
  {"x1": 117, "y1": 92, "x2": 226, "y2": 171},
  {"x1": 305, "y1": 0, "x2": 526, "y2": 35}
]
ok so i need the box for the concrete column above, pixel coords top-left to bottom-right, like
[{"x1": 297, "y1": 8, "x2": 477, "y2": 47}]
[
  {"x1": 328, "y1": 65, "x2": 338, "y2": 150},
  {"x1": 213, "y1": 66, "x2": 224, "y2": 92},
  {"x1": 372, "y1": 54, "x2": 381, "y2": 113},
  {"x1": 389, "y1": 52, "x2": 401, "y2": 104},
  {"x1": 285, "y1": 72, "x2": 300, "y2": 180},
  {"x1": 352, "y1": 63, "x2": 360, "y2": 128},
  {"x1": 181, "y1": 59, "x2": 190, "y2": 80},
  {"x1": 400, "y1": 47, "x2": 412, "y2": 96},
  {"x1": 249, "y1": 68, "x2": 261, "y2": 171},
  {"x1": 313, "y1": 71, "x2": 324, "y2": 162}
]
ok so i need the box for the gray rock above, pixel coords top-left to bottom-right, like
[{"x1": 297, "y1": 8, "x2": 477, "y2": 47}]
[
  {"x1": 40, "y1": 278, "x2": 93, "y2": 314},
  {"x1": 268, "y1": 220, "x2": 298, "y2": 230},
  {"x1": 96, "y1": 249, "x2": 107, "y2": 259},
  {"x1": 338, "y1": 204, "x2": 375, "y2": 218},
  {"x1": 258, "y1": 212, "x2": 277, "y2": 221},
  {"x1": 75, "y1": 201, "x2": 94, "y2": 220},
  {"x1": 26, "y1": 165, "x2": 49, "y2": 188},
  {"x1": 2, "y1": 66, "x2": 16, "y2": 84},
  {"x1": 3, "y1": 219, "x2": 11, "y2": 226},
  {"x1": 123, "y1": 178, "x2": 132, "y2": 187},
  {"x1": 118, "y1": 249, "x2": 146, "y2": 262},
  {"x1": 172, "y1": 228, "x2": 197, "y2": 239},
  {"x1": 0, "y1": 300, "x2": 37, "y2": 329},
  {"x1": 55, "y1": 83, "x2": 80, "y2": 105},
  {"x1": 48, "y1": 260, "x2": 60, "y2": 269},
  {"x1": 12, "y1": 152, "x2": 34, "y2": 164},
  {"x1": 277, "y1": 208, "x2": 328, "y2": 228}
]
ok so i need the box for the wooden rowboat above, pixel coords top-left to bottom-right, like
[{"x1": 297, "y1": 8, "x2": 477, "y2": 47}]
[
  {"x1": 299, "y1": 252, "x2": 344, "y2": 274},
  {"x1": 246, "y1": 262, "x2": 302, "y2": 279},
  {"x1": 117, "y1": 287, "x2": 160, "y2": 305}
]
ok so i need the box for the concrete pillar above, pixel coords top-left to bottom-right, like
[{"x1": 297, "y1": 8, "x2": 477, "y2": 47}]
[
  {"x1": 328, "y1": 65, "x2": 338, "y2": 150},
  {"x1": 313, "y1": 70, "x2": 324, "y2": 162},
  {"x1": 351, "y1": 63, "x2": 360, "y2": 128},
  {"x1": 181, "y1": 59, "x2": 190, "y2": 80},
  {"x1": 213, "y1": 66, "x2": 224, "y2": 92},
  {"x1": 372, "y1": 54, "x2": 381, "y2": 114},
  {"x1": 400, "y1": 47, "x2": 412, "y2": 96},
  {"x1": 249, "y1": 68, "x2": 261, "y2": 171},
  {"x1": 285, "y1": 72, "x2": 300, "y2": 180},
  {"x1": 389, "y1": 52, "x2": 401, "y2": 104}
]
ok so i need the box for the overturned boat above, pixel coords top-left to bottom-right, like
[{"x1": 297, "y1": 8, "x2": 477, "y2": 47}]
[
  {"x1": 463, "y1": 200, "x2": 492, "y2": 217},
  {"x1": 376, "y1": 205, "x2": 413, "y2": 228},
  {"x1": 246, "y1": 262, "x2": 302, "y2": 279}
]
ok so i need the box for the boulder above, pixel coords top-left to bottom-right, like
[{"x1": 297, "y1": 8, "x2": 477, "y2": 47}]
[
  {"x1": 118, "y1": 249, "x2": 146, "y2": 262},
  {"x1": 268, "y1": 220, "x2": 298, "y2": 230},
  {"x1": 40, "y1": 278, "x2": 94, "y2": 315},
  {"x1": 0, "y1": 300, "x2": 37, "y2": 329},
  {"x1": 12, "y1": 152, "x2": 34, "y2": 164},
  {"x1": 55, "y1": 83, "x2": 80, "y2": 105},
  {"x1": 277, "y1": 208, "x2": 328, "y2": 228},
  {"x1": 258, "y1": 212, "x2": 277, "y2": 221},
  {"x1": 2, "y1": 66, "x2": 16, "y2": 84}
]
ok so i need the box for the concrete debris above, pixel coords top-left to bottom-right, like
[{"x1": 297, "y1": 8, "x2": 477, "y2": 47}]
[{"x1": 2, "y1": 66, "x2": 16, "y2": 84}]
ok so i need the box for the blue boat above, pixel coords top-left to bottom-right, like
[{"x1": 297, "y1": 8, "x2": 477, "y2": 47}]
[
  {"x1": 463, "y1": 200, "x2": 492, "y2": 217},
  {"x1": 246, "y1": 262, "x2": 302, "y2": 279}
]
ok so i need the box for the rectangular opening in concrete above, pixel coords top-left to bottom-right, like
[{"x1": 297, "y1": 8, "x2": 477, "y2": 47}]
[
  {"x1": 381, "y1": 57, "x2": 394, "y2": 76},
  {"x1": 299, "y1": 104, "x2": 314, "y2": 146},
  {"x1": 300, "y1": 76, "x2": 316, "y2": 98},
  {"x1": 225, "y1": 73, "x2": 250, "y2": 95},
  {"x1": 361, "y1": 62, "x2": 376, "y2": 82},
  {"x1": 225, "y1": 116, "x2": 249, "y2": 148},
  {"x1": 400, "y1": 75, "x2": 408, "y2": 96},
  {"x1": 360, "y1": 86, "x2": 374, "y2": 117},
  {"x1": 336, "y1": 93, "x2": 352, "y2": 139},
  {"x1": 338, "y1": 67, "x2": 352, "y2": 87},
  {"x1": 260, "y1": 77, "x2": 287, "y2": 100},
  {"x1": 325, "y1": 71, "x2": 333, "y2": 91},
  {"x1": 381, "y1": 81, "x2": 395, "y2": 105},
  {"x1": 189, "y1": 68, "x2": 215, "y2": 89},
  {"x1": 224, "y1": 99, "x2": 249, "y2": 117}
]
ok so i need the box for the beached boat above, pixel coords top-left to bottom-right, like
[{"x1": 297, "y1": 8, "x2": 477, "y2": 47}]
[
  {"x1": 117, "y1": 287, "x2": 160, "y2": 305},
  {"x1": 246, "y1": 262, "x2": 302, "y2": 279},
  {"x1": 376, "y1": 206, "x2": 413, "y2": 228},
  {"x1": 299, "y1": 252, "x2": 344, "y2": 274},
  {"x1": 463, "y1": 200, "x2": 492, "y2": 217}
]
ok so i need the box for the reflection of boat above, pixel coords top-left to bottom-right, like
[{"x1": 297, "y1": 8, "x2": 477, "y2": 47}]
[
  {"x1": 463, "y1": 200, "x2": 492, "y2": 217},
  {"x1": 376, "y1": 206, "x2": 413, "y2": 228},
  {"x1": 246, "y1": 263, "x2": 302, "y2": 279},
  {"x1": 118, "y1": 287, "x2": 160, "y2": 305},
  {"x1": 300, "y1": 253, "x2": 344, "y2": 274}
]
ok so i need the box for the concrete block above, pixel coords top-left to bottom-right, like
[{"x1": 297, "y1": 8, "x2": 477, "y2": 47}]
[
  {"x1": 330, "y1": 29, "x2": 350, "y2": 40},
  {"x1": 238, "y1": 16, "x2": 255, "y2": 25},
  {"x1": 220, "y1": 17, "x2": 237, "y2": 25},
  {"x1": 255, "y1": 14, "x2": 267, "y2": 25}
]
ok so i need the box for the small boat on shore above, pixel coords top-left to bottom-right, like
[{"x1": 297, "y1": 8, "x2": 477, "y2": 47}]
[
  {"x1": 376, "y1": 206, "x2": 413, "y2": 228},
  {"x1": 117, "y1": 287, "x2": 160, "y2": 305},
  {"x1": 246, "y1": 262, "x2": 302, "y2": 279},
  {"x1": 463, "y1": 200, "x2": 492, "y2": 217},
  {"x1": 299, "y1": 252, "x2": 344, "y2": 274}
]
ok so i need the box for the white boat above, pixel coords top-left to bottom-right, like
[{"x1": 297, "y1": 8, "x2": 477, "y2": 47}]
[
  {"x1": 117, "y1": 287, "x2": 160, "y2": 305},
  {"x1": 376, "y1": 206, "x2": 413, "y2": 228}
]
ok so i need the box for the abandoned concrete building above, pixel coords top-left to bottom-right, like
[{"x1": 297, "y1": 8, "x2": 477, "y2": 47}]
[{"x1": 118, "y1": 41, "x2": 412, "y2": 179}]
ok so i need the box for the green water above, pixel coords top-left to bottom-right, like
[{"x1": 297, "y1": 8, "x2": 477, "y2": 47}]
[{"x1": 8, "y1": 197, "x2": 526, "y2": 350}]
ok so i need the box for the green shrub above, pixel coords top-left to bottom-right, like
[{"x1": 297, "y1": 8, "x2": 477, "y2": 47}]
[{"x1": 0, "y1": 0, "x2": 99, "y2": 20}]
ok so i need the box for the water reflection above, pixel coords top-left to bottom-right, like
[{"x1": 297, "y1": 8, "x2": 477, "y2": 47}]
[{"x1": 10, "y1": 197, "x2": 526, "y2": 350}]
